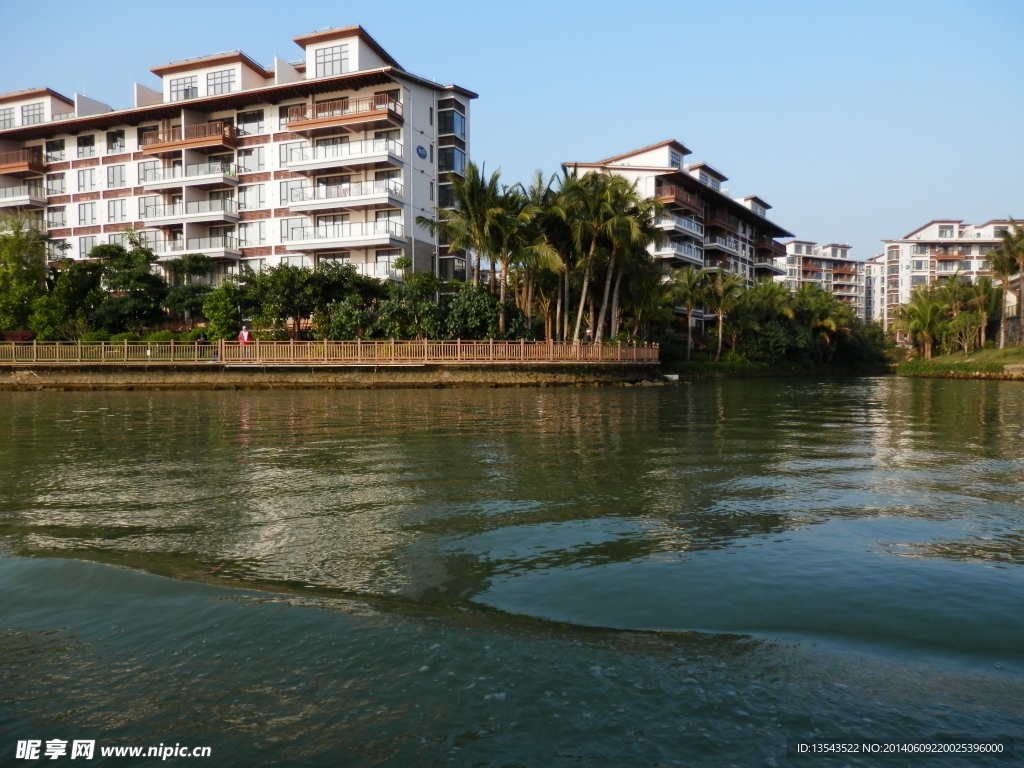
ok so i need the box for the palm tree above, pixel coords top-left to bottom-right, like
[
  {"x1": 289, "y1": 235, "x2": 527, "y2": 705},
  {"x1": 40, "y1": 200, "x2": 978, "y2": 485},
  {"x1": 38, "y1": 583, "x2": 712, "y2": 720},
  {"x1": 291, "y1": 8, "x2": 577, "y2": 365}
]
[
  {"x1": 485, "y1": 187, "x2": 535, "y2": 334},
  {"x1": 966, "y1": 276, "x2": 1000, "y2": 348},
  {"x1": 896, "y1": 288, "x2": 948, "y2": 360},
  {"x1": 987, "y1": 246, "x2": 1016, "y2": 348},
  {"x1": 416, "y1": 162, "x2": 501, "y2": 287},
  {"x1": 703, "y1": 268, "x2": 745, "y2": 362},
  {"x1": 672, "y1": 265, "x2": 708, "y2": 361},
  {"x1": 995, "y1": 219, "x2": 1024, "y2": 346}
]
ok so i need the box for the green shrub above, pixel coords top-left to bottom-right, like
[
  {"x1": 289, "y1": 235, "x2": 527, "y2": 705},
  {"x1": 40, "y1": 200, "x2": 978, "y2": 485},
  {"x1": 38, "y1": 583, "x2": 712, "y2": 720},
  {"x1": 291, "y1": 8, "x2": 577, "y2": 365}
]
[
  {"x1": 897, "y1": 360, "x2": 1004, "y2": 377},
  {"x1": 81, "y1": 330, "x2": 111, "y2": 342},
  {"x1": 143, "y1": 330, "x2": 178, "y2": 342},
  {"x1": 109, "y1": 332, "x2": 137, "y2": 343}
]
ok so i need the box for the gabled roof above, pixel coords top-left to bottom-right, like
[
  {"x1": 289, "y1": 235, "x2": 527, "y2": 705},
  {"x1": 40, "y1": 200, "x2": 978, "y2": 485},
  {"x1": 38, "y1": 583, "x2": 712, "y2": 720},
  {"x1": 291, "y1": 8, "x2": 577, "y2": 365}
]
[
  {"x1": 598, "y1": 139, "x2": 691, "y2": 164},
  {"x1": 742, "y1": 195, "x2": 772, "y2": 209},
  {"x1": 151, "y1": 51, "x2": 271, "y2": 78},
  {"x1": 688, "y1": 162, "x2": 728, "y2": 181},
  {"x1": 902, "y1": 219, "x2": 962, "y2": 239},
  {"x1": 0, "y1": 88, "x2": 74, "y2": 107},
  {"x1": 293, "y1": 26, "x2": 402, "y2": 70}
]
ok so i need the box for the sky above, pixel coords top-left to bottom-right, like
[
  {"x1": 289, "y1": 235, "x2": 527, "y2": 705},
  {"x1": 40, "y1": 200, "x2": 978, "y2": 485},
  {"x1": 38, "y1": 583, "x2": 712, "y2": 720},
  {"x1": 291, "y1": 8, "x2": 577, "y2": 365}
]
[{"x1": 3, "y1": 0, "x2": 1022, "y2": 259}]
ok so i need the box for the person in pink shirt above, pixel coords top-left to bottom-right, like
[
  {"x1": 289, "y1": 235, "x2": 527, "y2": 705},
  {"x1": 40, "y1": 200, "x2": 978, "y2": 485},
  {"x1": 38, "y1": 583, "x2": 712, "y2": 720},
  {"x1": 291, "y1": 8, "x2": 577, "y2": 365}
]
[{"x1": 238, "y1": 325, "x2": 252, "y2": 345}]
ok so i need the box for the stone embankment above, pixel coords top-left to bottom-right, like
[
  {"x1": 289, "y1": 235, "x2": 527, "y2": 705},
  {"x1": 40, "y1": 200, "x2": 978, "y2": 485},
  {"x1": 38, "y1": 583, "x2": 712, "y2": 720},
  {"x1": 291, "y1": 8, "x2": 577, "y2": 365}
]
[
  {"x1": 896, "y1": 362, "x2": 1024, "y2": 380},
  {"x1": 0, "y1": 364, "x2": 665, "y2": 391}
]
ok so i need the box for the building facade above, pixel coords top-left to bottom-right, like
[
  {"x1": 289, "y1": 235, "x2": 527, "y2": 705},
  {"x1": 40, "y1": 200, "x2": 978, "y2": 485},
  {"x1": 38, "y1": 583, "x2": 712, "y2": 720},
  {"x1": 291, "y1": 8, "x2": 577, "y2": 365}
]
[
  {"x1": 779, "y1": 241, "x2": 866, "y2": 320},
  {"x1": 563, "y1": 141, "x2": 792, "y2": 290},
  {"x1": 864, "y1": 253, "x2": 885, "y2": 324},
  {"x1": 878, "y1": 219, "x2": 1015, "y2": 329},
  {"x1": 0, "y1": 26, "x2": 475, "y2": 283}
]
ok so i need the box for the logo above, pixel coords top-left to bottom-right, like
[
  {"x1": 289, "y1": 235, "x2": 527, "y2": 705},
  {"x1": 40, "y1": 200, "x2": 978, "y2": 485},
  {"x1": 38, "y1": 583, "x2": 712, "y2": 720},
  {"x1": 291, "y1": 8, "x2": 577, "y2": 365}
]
[{"x1": 416, "y1": 146, "x2": 428, "y2": 159}]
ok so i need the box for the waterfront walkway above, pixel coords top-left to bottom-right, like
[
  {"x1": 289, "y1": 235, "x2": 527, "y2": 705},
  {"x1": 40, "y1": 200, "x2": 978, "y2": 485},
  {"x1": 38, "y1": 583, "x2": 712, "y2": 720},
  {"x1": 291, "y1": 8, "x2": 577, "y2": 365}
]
[{"x1": 0, "y1": 340, "x2": 659, "y2": 367}]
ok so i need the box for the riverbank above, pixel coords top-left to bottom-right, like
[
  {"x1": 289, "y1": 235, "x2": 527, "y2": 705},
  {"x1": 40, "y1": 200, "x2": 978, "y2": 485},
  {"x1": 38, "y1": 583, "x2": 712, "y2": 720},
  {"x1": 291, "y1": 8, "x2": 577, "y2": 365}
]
[
  {"x1": 896, "y1": 349, "x2": 1024, "y2": 379},
  {"x1": 664, "y1": 360, "x2": 891, "y2": 378},
  {"x1": 0, "y1": 363, "x2": 663, "y2": 391}
]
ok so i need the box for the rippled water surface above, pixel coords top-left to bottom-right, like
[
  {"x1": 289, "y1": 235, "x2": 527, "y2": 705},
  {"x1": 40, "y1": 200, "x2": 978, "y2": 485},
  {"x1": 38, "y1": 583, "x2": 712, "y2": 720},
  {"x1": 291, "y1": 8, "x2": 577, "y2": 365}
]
[{"x1": 2, "y1": 378, "x2": 1024, "y2": 766}]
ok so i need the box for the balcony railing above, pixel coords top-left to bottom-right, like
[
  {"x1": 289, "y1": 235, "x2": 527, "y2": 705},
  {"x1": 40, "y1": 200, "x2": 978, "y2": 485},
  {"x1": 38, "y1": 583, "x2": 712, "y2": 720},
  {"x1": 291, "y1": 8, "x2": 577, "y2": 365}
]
[
  {"x1": 287, "y1": 96, "x2": 403, "y2": 124},
  {"x1": 289, "y1": 179, "x2": 403, "y2": 204},
  {"x1": 705, "y1": 235, "x2": 739, "y2": 252},
  {"x1": 285, "y1": 220, "x2": 405, "y2": 242},
  {"x1": 140, "y1": 122, "x2": 237, "y2": 148},
  {"x1": 657, "y1": 215, "x2": 703, "y2": 236},
  {"x1": 0, "y1": 184, "x2": 44, "y2": 200},
  {"x1": 656, "y1": 242, "x2": 703, "y2": 261},
  {"x1": 284, "y1": 138, "x2": 403, "y2": 166},
  {"x1": 140, "y1": 162, "x2": 239, "y2": 183},
  {"x1": 0, "y1": 149, "x2": 46, "y2": 174},
  {"x1": 141, "y1": 199, "x2": 238, "y2": 219},
  {"x1": 654, "y1": 185, "x2": 703, "y2": 211}
]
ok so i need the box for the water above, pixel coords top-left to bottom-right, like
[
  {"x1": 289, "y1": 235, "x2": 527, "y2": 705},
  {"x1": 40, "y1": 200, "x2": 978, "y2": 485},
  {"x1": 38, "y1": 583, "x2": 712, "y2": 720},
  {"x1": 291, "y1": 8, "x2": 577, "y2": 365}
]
[{"x1": 1, "y1": 379, "x2": 1023, "y2": 766}]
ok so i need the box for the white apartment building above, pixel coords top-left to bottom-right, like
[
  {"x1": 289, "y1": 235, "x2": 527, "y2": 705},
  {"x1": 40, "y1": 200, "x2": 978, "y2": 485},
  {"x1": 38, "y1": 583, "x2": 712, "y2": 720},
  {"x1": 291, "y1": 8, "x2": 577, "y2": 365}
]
[
  {"x1": 779, "y1": 241, "x2": 866, "y2": 320},
  {"x1": 878, "y1": 219, "x2": 1016, "y2": 329},
  {"x1": 0, "y1": 26, "x2": 475, "y2": 283},
  {"x1": 564, "y1": 140, "x2": 792, "y2": 290},
  {"x1": 864, "y1": 253, "x2": 885, "y2": 324}
]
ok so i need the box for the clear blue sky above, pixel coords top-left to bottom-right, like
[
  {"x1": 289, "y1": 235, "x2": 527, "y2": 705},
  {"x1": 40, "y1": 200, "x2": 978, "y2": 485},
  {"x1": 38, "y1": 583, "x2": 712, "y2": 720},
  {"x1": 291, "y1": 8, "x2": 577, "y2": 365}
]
[{"x1": 4, "y1": 0, "x2": 1021, "y2": 258}]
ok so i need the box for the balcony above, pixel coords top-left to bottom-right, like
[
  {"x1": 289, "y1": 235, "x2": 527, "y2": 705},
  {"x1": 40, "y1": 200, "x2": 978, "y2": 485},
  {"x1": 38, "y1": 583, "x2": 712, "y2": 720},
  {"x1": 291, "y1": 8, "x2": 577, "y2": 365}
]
[
  {"x1": 705, "y1": 235, "x2": 739, "y2": 254},
  {"x1": 140, "y1": 122, "x2": 238, "y2": 155},
  {"x1": 752, "y1": 255, "x2": 784, "y2": 274},
  {"x1": 0, "y1": 149, "x2": 46, "y2": 177},
  {"x1": 287, "y1": 179, "x2": 403, "y2": 213},
  {"x1": 154, "y1": 235, "x2": 241, "y2": 259},
  {"x1": 140, "y1": 199, "x2": 239, "y2": 225},
  {"x1": 705, "y1": 211, "x2": 741, "y2": 232},
  {"x1": 286, "y1": 96, "x2": 404, "y2": 135},
  {"x1": 654, "y1": 185, "x2": 703, "y2": 215},
  {"x1": 931, "y1": 249, "x2": 971, "y2": 260},
  {"x1": 284, "y1": 220, "x2": 406, "y2": 251},
  {"x1": 141, "y1": 162, "x2": 239, "y2": 192},
  {"x1": 755, "y1": 237, "x2": 785, "y2": 255},
  {"x1": 354, "y1": 261, "x2": 403, "y2": 282},
  {"x1": 284, "y1": 138, "x2": 403, "y2": 174},
  {"x1": 653, "y1": 241, "x2": 703, "y2": 266},
  {"x1": 656, "y1": 214, "x2": 703, "y2": 237},
  {"x1": 0, "y1": 183, "x2": 46, "y2": 209}
]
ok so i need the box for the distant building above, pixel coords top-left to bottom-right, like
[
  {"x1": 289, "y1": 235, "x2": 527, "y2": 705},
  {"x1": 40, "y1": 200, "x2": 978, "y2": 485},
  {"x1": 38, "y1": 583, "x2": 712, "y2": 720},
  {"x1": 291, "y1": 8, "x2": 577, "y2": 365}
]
[
  {"x1": 0, "y1": 26, "x2": 475, "y2": 283},
  {"x1": 878, "y1": 219, "x2": 1016, "y2": 329},
  {"x1": 864, "y1": 253, "x2": 885, "y2": 324},
  {"x1": 563, "y1": 140, "x2": 792, "y2": 289},
  {"x1": 778, "y1": 241, "x2": 866, "y2": 320}
]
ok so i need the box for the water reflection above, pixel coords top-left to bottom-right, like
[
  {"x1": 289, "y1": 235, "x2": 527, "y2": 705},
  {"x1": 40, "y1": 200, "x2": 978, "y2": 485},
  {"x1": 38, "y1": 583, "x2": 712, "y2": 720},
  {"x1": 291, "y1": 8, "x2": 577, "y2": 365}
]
[{"x1": 1, "y1": 380, "x2": 1024, "y2": 645}]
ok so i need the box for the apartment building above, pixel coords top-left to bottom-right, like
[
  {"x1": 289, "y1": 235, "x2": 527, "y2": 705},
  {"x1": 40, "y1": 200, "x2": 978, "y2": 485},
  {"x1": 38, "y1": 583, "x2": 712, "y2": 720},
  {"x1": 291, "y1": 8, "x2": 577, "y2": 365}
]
[
  {"x1": 0, "y1": 26, "x2": 475, "y2": 283},
  {"x1": 877, "y1": 219, "x2": 1015, "y2": 329},
  {"x1": 864, "y1": 253, "x2": 885, "y2": 324},
  {"x1": 564, "y1": 141, "x2": 792, "y2": 290},
  {"x1": 779, "y1": 241, "x2": 866, "y2": 320}
]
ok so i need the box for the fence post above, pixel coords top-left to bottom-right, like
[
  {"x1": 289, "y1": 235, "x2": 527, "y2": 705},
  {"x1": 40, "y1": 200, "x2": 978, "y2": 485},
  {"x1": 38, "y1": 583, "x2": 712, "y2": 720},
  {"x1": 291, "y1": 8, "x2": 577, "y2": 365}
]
[
  {"x1": 520, "y1": 337, "x2": 524, "y2": 360},
  {"x1": 391, "y1": 338, "x2": 396, "y2": 364},
  {"x1": 617, "y1": 340, "x2": 622, "y2": 361},
  {"x1": 424, "y1": 337, "x2": 429, "y2": 363},
  {"x1": 77, "y1": 338, "x2": 82, "y2": 363},
  {"x1": 123, "y1": 338, "x2": 128, "y2": 363},
  {"x1": 489, "y1": 338, "x2": 493, "y2": 361},
  {"x1": 219, "y1": 338, "x2": 225, "y2": 363},
  {"x1": 170, "y1": 339, "x2": 175, "y2": 363},
  {"x1": 357, "y1": 337, "x2": 361, "y2": 363},
  {"x1": 457, "y1": 338, "x2": 461, "y2": 362}
]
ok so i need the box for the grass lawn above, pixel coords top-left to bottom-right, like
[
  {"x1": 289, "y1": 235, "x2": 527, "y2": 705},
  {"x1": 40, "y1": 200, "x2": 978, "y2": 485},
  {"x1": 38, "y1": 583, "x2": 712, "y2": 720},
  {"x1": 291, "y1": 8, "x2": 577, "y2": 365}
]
[{"x1": 925, "y1": 347, "x2": 1024, "y2": 366}]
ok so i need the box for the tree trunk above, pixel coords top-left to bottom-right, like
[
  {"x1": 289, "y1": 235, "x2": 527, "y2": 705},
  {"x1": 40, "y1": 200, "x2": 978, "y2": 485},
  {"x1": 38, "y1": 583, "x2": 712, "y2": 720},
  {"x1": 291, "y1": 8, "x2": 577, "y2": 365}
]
[
  {"x1": 610, "y1": 261, "x2": 624, "y2": 340},
  {"x1": 686, "y1": 308, "x2": 694, "y2": 362},
  {"x1": 473, "y1": 250, "x2": 481, "y2": 287},
  {"x1": 594, "y1": 248, "x2": 617, "y2": 343},
  {"x1": 573, "y1": 238, "x2": 598, "y2": 343},
  {"x1": 499, "y1": 258, "x2": 508, "y2": 334},
  {"x1": 489, "y1": 259, "x2": 497, "y2": 296},
  {"x1": 1000, "y1": 286, "x2": 1007, "y2": 349},
  {"x1": 526, "y1": 271, "x2": 536, "y2": 331},
  {"x1": 715, "y1": 311, "x2": 724, "y2": 362},
  {"x1": 554, "y1": 271, "x2": 563, "y2": 342},
  {"x1": 564, "y1": 266, "x2": 571, "y2": 341}
]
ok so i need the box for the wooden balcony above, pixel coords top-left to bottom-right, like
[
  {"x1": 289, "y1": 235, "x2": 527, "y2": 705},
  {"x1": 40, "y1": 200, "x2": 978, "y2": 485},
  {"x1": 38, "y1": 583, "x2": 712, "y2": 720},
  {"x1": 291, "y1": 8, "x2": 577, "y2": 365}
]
[
  {"x1": 654, "y1": 185, "x2": 703, "y2": 215},
  {"x1": 140, "y1": 122, "x2": 237, "y2": 155},
  {"x1": 931, "y1": 250, "x2": 971, "y2": 260},
  {"x1": 705, "y1": 210, "x2": 741, "y2": 232},
  {"x1": 0, "y1": 149, "x2": 46, "y2": 177},
  {"x1": 286, "y1": 96, "x2": 404, "y2": 135}
]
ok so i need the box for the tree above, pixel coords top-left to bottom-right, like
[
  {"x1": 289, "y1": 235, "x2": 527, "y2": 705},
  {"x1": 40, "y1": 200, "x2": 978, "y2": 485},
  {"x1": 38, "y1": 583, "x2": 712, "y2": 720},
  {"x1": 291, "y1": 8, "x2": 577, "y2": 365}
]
[
  {"x1": 672, "y1": 266, "x2": 708, "y2": 361},
  {"x1": 0, "y1": 217, "x2": 48, "y2": 332},
  {"x1": 896, "y1": 288, "x2": 947, "y2": 360},
  {"x1": 992, "y1": 222, "x2": 1024, "y2": 347},
  {"x1": 201, "y1": 280, "x2": 245, "y2": 340},
  {"x1": 89, "y1": 234, "x2": 168, "y2": 333},
  {"x1": 987, "y1": 247, "x2": 1016, "y2": 348},
  {"x1": 703, "y1": 269, "x2": 745, "y2": 362},
  {"x1": 946, "y1": 310, "x2": 985, "y2": 354},
  {"x1": 417, "y1": 162, "x2": 501, "y2": 287},
  {"x1": 966, "y1": 276, "x2": 1001, "y2": 347},
  {"x1": 163, "y1": 254, "x2": 216, "y2": 325},
  {"x1": 28, "y1": 260, "x2": 105, "y2": 340},
  {"x1": 485, "y1": 186, "x2": 536, "y2": 334}
]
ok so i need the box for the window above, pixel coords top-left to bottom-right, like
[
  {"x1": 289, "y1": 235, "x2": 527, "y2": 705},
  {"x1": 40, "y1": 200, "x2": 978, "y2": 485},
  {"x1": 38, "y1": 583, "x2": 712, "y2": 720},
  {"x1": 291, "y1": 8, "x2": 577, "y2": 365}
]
[
  {"x1": 438, "y1": 184, "x2": 454, "y2": 208},
  {"x1": 912, "y1": 244, "x2": 928, "y2": 255},
  {"x1": 994, "y1": 225, "x2": 1009, "y2": 236},
  {"x1": 207, "y1": 69, "x2": 236, "y2": 95},
  {"x1": 108, "y1": 232, "x2": 126, "y2": 247},
  {"x1": 106, "y1": 130, "x2": 125, "y2": 153},
  {"x1": 699, "y1": 172, "x2": 708, "y2": 185},
  {"x1": 78, "y1": 202, "x2": 96, "y2": 226},
  {"x1": 108, "y1": 199, "x2": 127, "y2": 223},
  {"x1": 437, "y1": 110, "x2": 466, "y2": 139},
  {"x1": 960, "y1": 245, "x2": 972, "y2": 256},
  {"x1": 243, "y1": 257, "x2": 267, "y2": 272},
  {"x1": 106, "y1": 165, "x2": 126, "y2": 189},
  {"x1": 886, "y1": 264, "x2": 900, "y2": 275},
  {"x1": 21, "y1": 102, "x2": 44, "y2": 125},
  {"x1": 669, "y1": 151, "x2": 681, "y2": 169},
  {"x1": 0, "y1": 108, "x2": 13, "y2": 129},
  {"x1": 279, "y1": 179, "x2": 304, "y2": 204},
  {"x1": 315, "y1": 44, "x2": 349, "y2": 77},
  {"x1": 429, "y1": 181, "x2": 434, "y2": 202},
  {"x1": 911, "y1": 260, "x2": 926, "y2": 271},
  {"x1": 137, "y1": 160, "x2": 159, "y2": 183},
  {"x1": 438, "y1": 147, "x2": 465, "y2": 175},
  {"x1": 237, "y1": 146, "x2": 265, "y2": 172},
  {"x1": 47, "y1": 239, "x2": 68, "y2": 259},
  {"x1": 979, "y1": 245, "x2": 994, "y2": 255},
  {"x1": 238, "y1": 184, "x2": 265, "y2": 210},
  {"x1": 429, "y1": 107, "x2": 433, "y2": 126},
  {"x1": 138, "y1": 195, "x2": 158, "y2": 218},
  {"x1": 46, "y1": 174, "x2": 65, "y2": 196},
  {"x1": 959, "y1": 260, "x2": 972, "y2": 271},
  {"x1": 279, "y1": 105, "x2": 301, "y2": 130},
  {"x1": 47, "y1": 207, "x2": 66, "y2": 228},
  {"x1": 429, "y1": 144, "x2": 433, "y2": 163},
  {"x1": 710, "y1": 179, "x2": 721, "y2": 191},
  {"x1": 911, "y1": 275, "x2": 927, "y2": 285},
  {"x1": 45, "y1": 139, "x2": 65, "y2": 162},
  {"x1": 938, "y1": 225, "x2": 954, "y2": 238},
  {"x1": 237, "y1": 109, "x2": 265, "y2": 136},
  {"x1": 279, "y1": 218, "x2": 306, "y2": 241},
  {"x1": 794, "y1": 244, "x2": 803, "y2": 254},
  {"x1": 979, "y1": 260, "x2": 990, "y2": 270},
  {"x1": 376, "y1": 248, "x2": 401, "y2": 266},
  {"x1": 77, "y1": 135, "x2": 95, "y2": 158},
  {"x1": 169, "y1": 76, "x2": 198, "y2": 102},
  {"x1": 78, "y1": 236, "x2": 97, "y2": 257},
  {"x1": 77, "y1": 169, "x2": 95, "y2": 192},
  {"x1": 279, "y1": 141, "x2": 308, "y2": 166},
  {"x1": 239, "y1": 221, "x2": 266, "y2": 246}
]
